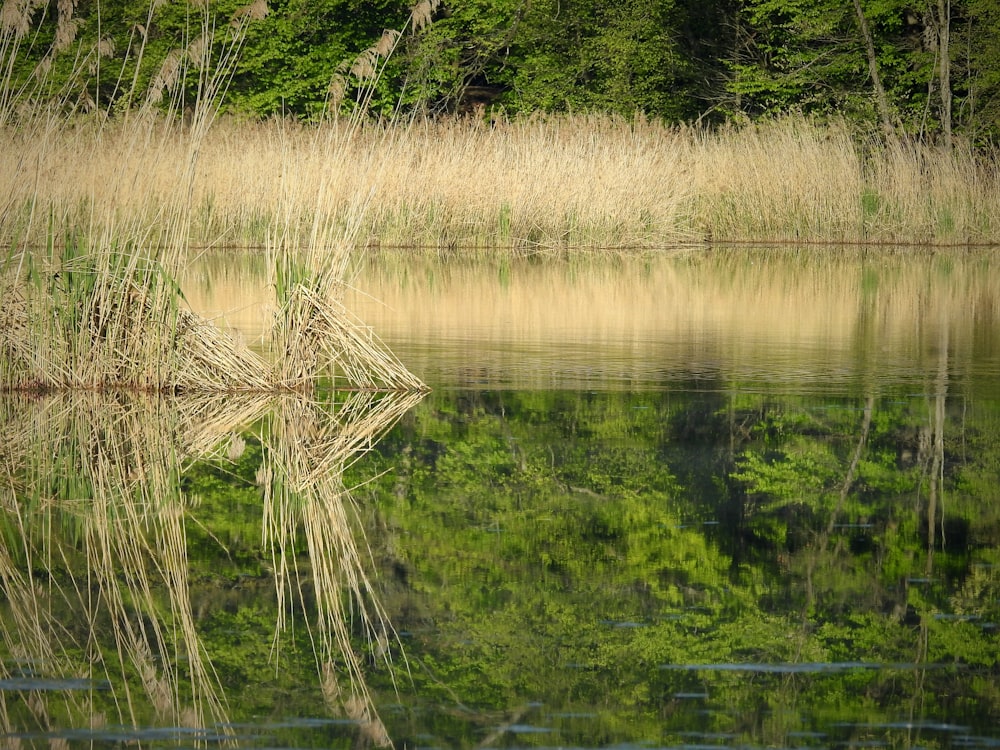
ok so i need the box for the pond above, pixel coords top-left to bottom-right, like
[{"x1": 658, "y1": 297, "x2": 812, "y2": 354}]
[{"x1": 2, "y1": 247, "x2": 999, "y2": 749}]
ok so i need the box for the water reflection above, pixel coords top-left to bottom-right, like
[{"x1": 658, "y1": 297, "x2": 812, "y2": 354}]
[
  {"x1": 0, "y1": 389, "x2": 419, "y2": 746},
  {"x1": 180, "y1": 248, "x2": 1000, "y2": 393},
  {"x1": 4, "y1": 248, "x2": 1000, "y2": 748},
  {"x1": 348, "y1": 384, "x2": 1000, "y2": 748}
]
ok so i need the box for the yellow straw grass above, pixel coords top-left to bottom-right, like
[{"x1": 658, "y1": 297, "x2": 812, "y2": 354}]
[
  {"x1": 274, "y1": 283, "x2": 427, "y2": 391},
  {"x1": 1, "y1": 236, "x2": 425, "y2": 393},
  {"x1": 4, "y1": 114, "x2": 999, "y2": 253}
]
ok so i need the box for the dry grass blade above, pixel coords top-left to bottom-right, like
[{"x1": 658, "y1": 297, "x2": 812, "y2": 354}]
[
  {"x1": 275, "y1": 283, "x2": 426, "y2": 392},
  {"x1": 171, "y1": 308, "x2": 273, "y2": 391},
  {"x1": 0, "y1": 278, "x2": 31, "y2": 388}
]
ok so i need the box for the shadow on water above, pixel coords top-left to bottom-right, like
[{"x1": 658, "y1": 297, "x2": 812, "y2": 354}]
[{"x1": 0, "y1": 389, "x2": 420, "y2": 747}]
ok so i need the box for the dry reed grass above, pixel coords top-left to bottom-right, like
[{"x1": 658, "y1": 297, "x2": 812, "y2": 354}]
[
  {"x1": 0, "y1": 216, "x2": 425, "y2": 392},
  {"x1": 4, "y1": 114, "x2": 999, "y2": 254},
  {"x1": 1, "y1": 0, "x2": 427, "y2": 395},
  {"x1": 274, "y1": 282, "x2": 427, "y2": 391},
  {"x1": 0, "y1": 233, "x2": 277, "y2": 392}
]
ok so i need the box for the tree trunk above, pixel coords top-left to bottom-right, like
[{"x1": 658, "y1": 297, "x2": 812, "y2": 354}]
[
  {"x1": 936, "y1": 0, "x2": 953, "y2": 148},
  {"x1": 851, "y1": 0, "x2": 898, "y2": 142}
]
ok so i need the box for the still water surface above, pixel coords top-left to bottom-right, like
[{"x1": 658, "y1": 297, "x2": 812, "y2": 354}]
[{"x1": 3, "y1": 248, "x2": 1000, "y2": 748}]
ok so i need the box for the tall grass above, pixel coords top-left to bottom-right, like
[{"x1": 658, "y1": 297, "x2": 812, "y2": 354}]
[
  {"x1": 4, "y1": 114, "x2": 999, "y2": 257},
  {"x1": 0, "y1": 227, "x2": 423, "y2": 392},
  {"x1": 1, "y1": 0, "x2": 428, "y2": 394},
  {"x1": 0, "y1": 227, "x2": 279, "y2": 391},
  {"x1": 0, "y1": 113, "x2": 426, "y2": 392}
]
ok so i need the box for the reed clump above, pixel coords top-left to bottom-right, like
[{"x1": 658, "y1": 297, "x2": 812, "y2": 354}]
[
  {"x1": 1, "y1": 0, "x2": 428, "y2": 395},
  {"x1": 1, "y1": 237, "x2": 426, "y2": 393},
  {"x1": 1, "y1": 231, "x2": 275, "y2": 392}
]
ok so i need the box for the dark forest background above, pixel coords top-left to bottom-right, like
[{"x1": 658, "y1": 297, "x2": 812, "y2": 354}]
[{"x1": 6, "y1": 0, "x2": 1000, "y2": 140}]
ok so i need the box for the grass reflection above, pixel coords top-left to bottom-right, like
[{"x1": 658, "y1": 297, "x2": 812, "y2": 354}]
[
  {"x1": 0, "y1": 388, "x2": 420, "y2": 746},
  {"x1": 181, "y1": 247, "x2": 1000, "y2": 392},
  {"x1": 261, "y1": 390, "x2": 421, "y2": 746}
]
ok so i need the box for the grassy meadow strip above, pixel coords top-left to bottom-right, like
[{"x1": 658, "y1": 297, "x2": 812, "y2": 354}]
[{"x1": 3, "y1": 113, "x2": 1000, "y2": 255}]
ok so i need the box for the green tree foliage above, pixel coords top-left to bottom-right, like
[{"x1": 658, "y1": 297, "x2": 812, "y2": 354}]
[
  {"x1": 957, "y1": 0, "x2": 1000, "y2": 139},
  {"x1": 497, "y1": 0, "x2": 696, "y2": 117},
  {"x1": 726, "y1": 0, "x2": 929, "y2": 127},
  {"x1": 393, "y1": 0, "x2": 526, "y2": 114},
  {"x1": 726, "y1": 0, "x2": 1000, "y2": 141},
  {"x1": 226, "y1": 0, "x2": 410, "y2": 117},
  {"x1": 5, "y1": 0, "x2": 1000, "y2": 138}
]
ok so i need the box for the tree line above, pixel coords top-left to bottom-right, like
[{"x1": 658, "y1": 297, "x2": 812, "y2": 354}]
[{"x1": 5, "y1": 0, "x2": 1000, "y2": 140}]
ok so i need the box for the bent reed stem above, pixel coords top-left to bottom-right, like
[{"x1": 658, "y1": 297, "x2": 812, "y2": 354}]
[{"x1": 0, "y1": 114, "x2": 427, "y2": 394}]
